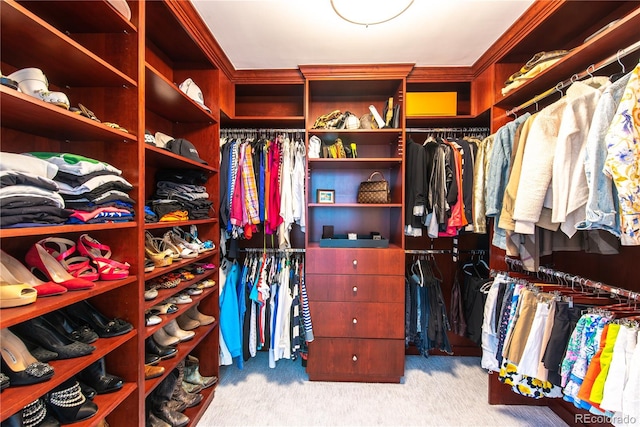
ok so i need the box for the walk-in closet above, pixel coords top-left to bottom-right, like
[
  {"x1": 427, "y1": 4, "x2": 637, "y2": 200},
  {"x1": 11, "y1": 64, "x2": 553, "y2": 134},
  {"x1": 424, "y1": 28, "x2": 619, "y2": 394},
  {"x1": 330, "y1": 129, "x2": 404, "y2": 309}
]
[{"x1": 1, "y1": 1, "x2": 639, "y2": 426}]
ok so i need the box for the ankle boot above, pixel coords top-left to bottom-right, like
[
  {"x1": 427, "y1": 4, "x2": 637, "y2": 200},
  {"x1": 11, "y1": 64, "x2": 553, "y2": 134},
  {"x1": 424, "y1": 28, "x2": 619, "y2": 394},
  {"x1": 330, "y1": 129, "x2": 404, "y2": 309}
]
[
  {"x1": 146, "y1": 337, "x2": 177, "y2": 360},
  {"x1": 146, "y1": 412, "x2": 171, "y2": 427},
  {"x1": 77, "y1": 357, "x2": 124, "y2": 394},
  {"x1": 149, "y1": 371, "x2": 189, "y2": 427},
  {"x1": 171, "y1": 361, "x2": 202, "y2": 409},
  {"x1": 185, "y1": 303, "x2": 215, "y2": 326},
  {"x1": 21, "y1": 398, "x2": 60, "y2": 427},
  {"x1": 184, "y1": 355, "x2": 217, "y2": 388},
  {"x1": 45, "y1": 378, "x2": 98, "y2": 424},
  {"x1": 163, "y1": 320, "x2": 194, "y2": 343}
]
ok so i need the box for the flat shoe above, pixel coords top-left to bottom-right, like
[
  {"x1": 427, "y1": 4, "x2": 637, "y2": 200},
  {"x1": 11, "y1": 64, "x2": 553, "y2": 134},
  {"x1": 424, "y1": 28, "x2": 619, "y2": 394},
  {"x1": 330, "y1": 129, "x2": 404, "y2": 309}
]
[
  {"x1": 151, "y1": 303, "x2": 178, "y2": 315},
  {"x1": 145, "y1": 365, "x2": 165, "y2": 380},
  {"x1": 145, "y1": 313, "x2": 162, "y2": 326},
  {"x1": 144, "y1": 287, "x2": 158, "y2": 301}
]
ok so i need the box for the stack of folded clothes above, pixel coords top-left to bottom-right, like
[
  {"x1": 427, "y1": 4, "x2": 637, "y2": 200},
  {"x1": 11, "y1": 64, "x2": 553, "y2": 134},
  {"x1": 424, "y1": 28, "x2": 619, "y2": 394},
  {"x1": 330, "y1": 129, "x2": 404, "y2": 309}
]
[
  {"x1": 148, "y1": 169, "x2": 213, "y2": 222},
  {"x1": 501, "y1": 50, "x2": 570, "y2": 96},
  {"x1": 25, "y1": 152, "x2": 135, "y2": 225},
  {"x1": 0, "y1": 152, "x2": 72, "y2": 227}
]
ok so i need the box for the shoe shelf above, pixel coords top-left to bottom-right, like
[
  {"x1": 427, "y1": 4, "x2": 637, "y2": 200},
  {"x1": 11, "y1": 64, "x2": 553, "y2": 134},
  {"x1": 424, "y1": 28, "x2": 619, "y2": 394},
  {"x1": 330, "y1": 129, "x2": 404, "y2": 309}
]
[
  {"x1": 73, "y1": 382, "x2": 137, "y2": 427},
  {"x1": 494, "y1": 5, "x2": 640, "y2": 109},
  {"x1": 1, "y1": 1, "x2": 136, "y2": 88},
  {"x1": 0, "y1": 329, "x2": 136, "y2": 420},
  {"x1": 145, "y1": 144, "x2": 219, "y2": 173},
  {"x1": 145, "y1": 64, "x2": 217, "y2": 124},
  {"x1": 144, "y1": 276, "x2": 217, "y2": 320},
  {"x1": 308, "y1": 158, "x2": 402, "y2": 170},
  {"x1": 15, "y1": 0, "x2": 137, "y2": 34},
  {"x1": 0, "y1": 277, "x2": 137, "y2": 329},
  {"x1": 182, "y1": 383, "x2": 216, "y2": 427},
  {"x1": 0, "y1": 221, "x2": 137, "y2": 240},
  {"x1": 144, "y1": 285, "x2": 218, "y2": 337},
  {"x1": 144, "y1": 322, "x2": 217, "y2": 397},
  {"x1": 145, "y1": 218, "x2": 218, "y2": 231},
  {"x1": 0, "y1": 86, "x2": 138, "y2": 146},
  {"x1": 144, "y1": 250, "x2": 218, "y2": 282}
]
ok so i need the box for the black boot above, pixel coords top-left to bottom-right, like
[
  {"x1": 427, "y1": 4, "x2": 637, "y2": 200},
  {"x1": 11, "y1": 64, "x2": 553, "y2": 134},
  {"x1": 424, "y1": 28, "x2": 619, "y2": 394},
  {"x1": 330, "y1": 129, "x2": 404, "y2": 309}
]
[
  {"x1": 171, "y1": 361, "x2": 202, "y2": 409},
  {"x1": 77, "y1": 358, "x2": 124, "y2": 394},
  {"x1": 149, "y1": 371, "x2": 189, "y2": 427},
  {"x1": 145, "y1": 337, "x2": 177, "y2": 360}
]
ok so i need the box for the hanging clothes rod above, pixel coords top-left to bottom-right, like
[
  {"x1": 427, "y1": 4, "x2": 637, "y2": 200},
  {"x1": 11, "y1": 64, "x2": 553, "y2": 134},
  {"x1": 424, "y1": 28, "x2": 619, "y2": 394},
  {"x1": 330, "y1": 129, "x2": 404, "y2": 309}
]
[
  {"x1": 504, "y1": 256, "x2": 640, "y2": 302},
  {"x1": 240, "y1": 247, "x2": 306, "y2": 253},
  {"x1": 405, "y1": 249, "x2": 487, "y2": 255},
  {"x1": 505, "y1": 39, "x2": 640, "y2": 117},
  {"x1": 405, "y1": 127, "x2": 490, "y2": 133}
]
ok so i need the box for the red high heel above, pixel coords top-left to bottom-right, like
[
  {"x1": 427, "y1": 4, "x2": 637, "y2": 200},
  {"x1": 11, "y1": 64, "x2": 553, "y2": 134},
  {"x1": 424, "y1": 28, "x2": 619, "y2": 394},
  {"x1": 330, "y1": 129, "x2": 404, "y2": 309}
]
[
  {"x1": 0, "y1": 249, "x2": 68, "y2": 296},
  {"x1": 38, "y1": 237, "x2": 99, "y2": 282},
  {"x1": 24, "y1": 244, "x2": 95, "y2": 291},
  {"x1": 77, "y1": 234, "x2": 130, "y2": 281}
]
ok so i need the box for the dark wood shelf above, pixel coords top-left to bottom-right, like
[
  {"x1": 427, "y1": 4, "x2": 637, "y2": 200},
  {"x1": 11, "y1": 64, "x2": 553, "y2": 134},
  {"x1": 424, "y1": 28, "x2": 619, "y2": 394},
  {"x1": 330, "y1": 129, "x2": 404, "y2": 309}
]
[
  {"x1": 1, "y1": 1, "x2": 136, "y2": 88},
  {"x1": 144, "y1": 271, "x2": 217, "y2": 313},
  {"x1": 143, "y1": 251, "x2": 219, "y2": 282},
  {"x1": 145, "y1": 65, "x2": 217, "y2": 124},
  {"x1": 144, "y1": 219, "x2": 218, "y2": 231},
  {"x1": 406, "y1": 114, "x2": 489, "y2": 128},
  {"x1": 0, "y1": 277, "x2": 137, "y2": 329},
  {"x1": 495, "y1": 5, "x2": 640, "y2": 108},
  {"x1": 0, "y1": 220, "x2": 137, "y2": 239},
  {"x1": 144, "y1": 322, "x2": 217, "y2": 397},
  {"x1": 183, "y1": 383, "x2": 217, "y2": 427},
  {"x1": 16, "y1": 0, "x2": 137, "y2": 34},
  {"x1": 0, "y1": 330, "x2": 136, "y2": 419},
  {"x1": 0, "y1": 86, "x2": 138, "y2": 144},
  {"x1": 74, "y1": 382, "x2": 137, "y2": 427},
  {"x1": 144, "y1": 144, "x2": 218, "y2": 172},
  {"x1": 308, "y1": 158, "x2": 402, "y2": 170}
]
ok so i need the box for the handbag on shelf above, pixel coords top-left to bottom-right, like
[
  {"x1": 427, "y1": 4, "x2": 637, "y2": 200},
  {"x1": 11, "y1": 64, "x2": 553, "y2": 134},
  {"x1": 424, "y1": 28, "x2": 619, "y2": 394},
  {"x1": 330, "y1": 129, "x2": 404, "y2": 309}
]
[{"x1": 357, "y1": 171, "x2": 390, "y2": 204}]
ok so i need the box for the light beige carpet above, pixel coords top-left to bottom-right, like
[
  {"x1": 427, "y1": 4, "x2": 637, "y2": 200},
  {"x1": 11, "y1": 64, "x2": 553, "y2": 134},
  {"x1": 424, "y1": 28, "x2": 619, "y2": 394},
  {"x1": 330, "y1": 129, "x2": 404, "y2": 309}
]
[{"x1": 197, "y1": 352, "x2": 568, "y2": 426}]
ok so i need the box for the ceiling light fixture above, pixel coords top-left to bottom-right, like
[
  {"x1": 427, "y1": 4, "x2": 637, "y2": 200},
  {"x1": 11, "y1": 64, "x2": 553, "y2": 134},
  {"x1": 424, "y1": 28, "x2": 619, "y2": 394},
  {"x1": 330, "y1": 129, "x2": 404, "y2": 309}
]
[{"x1": 330, "y1": 0, "x2": 414, "y2": 28}]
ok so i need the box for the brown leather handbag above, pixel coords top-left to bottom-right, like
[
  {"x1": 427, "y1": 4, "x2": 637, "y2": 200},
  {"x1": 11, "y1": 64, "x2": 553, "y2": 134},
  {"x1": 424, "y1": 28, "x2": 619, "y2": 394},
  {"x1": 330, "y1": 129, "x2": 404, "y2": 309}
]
[{"x1": 357, "y1": 171, "x2": 390, "y2": 204}]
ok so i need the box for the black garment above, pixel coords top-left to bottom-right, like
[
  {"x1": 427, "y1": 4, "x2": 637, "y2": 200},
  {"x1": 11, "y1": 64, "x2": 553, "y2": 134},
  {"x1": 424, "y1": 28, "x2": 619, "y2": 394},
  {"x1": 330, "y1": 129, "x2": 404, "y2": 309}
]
[
  {"x1": 149, "y1": 200, "x2": 185, "y2": 219},
  {"x1": 54, "y1": 170, "x2": 116, "y2": 187},
  {"x1": 455, "y1": 138, "x2": 475, "y2": 225},
  {"x1": 0, "y1": 206, "x2": 72, "y2": 227},
  {"x1": 450, "y1": 273, "x2": 466, "y2": 337},
  {"x1": 155, "y1": 169, "x2": 208, "y2": 186},
  {"x1": 462, "y1": 274, "x2": 489, "y2": 345},
  {"x1": 0, "y1": 172, "x2": 58, "y2": 191},
  {"x1": 64, "y1": 190, "x2": 135, "y2": 206},
  {"x1": 405, "y1": 138, "x2": 427, "y2": 230},
  {"x1": 0, "y1": 196, "x2": 61, "y2": 209},
  {"x1": 542, "y1": 302, "x2": 590, "y2": 386},
  {"x1": 219, "y1": 140, "x2": 232, "y2": 231}
]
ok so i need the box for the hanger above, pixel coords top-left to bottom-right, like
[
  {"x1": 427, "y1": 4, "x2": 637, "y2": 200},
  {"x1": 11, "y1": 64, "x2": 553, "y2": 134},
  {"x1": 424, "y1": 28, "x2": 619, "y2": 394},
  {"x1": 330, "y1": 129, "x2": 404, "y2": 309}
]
[{"x1": 610, "y1": 49, "x2": 627, "y2": 82}]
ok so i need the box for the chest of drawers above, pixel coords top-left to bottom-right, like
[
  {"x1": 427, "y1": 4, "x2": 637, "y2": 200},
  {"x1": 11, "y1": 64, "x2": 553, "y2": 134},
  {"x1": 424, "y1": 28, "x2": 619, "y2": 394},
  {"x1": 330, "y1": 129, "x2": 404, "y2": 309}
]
[{"x1": 305, "y1": 247, "x2": 405, "y2": 382}]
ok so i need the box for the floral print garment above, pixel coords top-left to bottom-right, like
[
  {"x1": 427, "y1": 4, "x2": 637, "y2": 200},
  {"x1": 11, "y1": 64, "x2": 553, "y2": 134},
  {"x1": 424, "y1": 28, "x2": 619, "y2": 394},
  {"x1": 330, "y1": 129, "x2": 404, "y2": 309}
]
[{"x1": 604, "y1": 63, "x2": 640, "y2": 245}]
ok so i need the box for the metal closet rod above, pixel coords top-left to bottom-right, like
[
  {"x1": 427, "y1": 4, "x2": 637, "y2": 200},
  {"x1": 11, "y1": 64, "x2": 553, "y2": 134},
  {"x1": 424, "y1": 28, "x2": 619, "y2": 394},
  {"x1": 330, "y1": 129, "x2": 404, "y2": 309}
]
[
  {"x1": 221, "y1": 128, "x2": 306, "y2": 134},
  {"x1": 240, "y1": 247, "x2": 306, "y2": 253},
  {"x1": 504, "y1": 256, "x2": 640, "y2": 302},
  {"x1": 405, "y1": 249, "x2": 487, "y2": 255},
  {"x1": 406, "y1": 127, "x2": 490, "y2": 133},
  {"x1": 506, "y1": 39, "x2": 640, "y2": 117}
]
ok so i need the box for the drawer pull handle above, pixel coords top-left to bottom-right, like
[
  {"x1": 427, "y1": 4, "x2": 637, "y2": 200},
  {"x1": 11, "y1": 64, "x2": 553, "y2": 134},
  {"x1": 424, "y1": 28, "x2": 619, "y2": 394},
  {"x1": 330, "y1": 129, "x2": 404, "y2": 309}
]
[
  {"x1": 352, "y1": 259, "x2": 358, "y2": 267},
  {"x1": 352, "y1": 355, "x2": 358, "y2": 362},
  {"x1": 352, "y1": 286, "x2": 358, "y2": 293},
  {"x1": 352, "y1": 318, "x2": 358, "y2": 324}
]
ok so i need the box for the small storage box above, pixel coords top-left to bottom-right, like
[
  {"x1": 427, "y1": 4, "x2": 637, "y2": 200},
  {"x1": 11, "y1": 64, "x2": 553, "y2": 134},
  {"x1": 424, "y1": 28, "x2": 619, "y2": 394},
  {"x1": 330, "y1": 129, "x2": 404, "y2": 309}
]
[{"x1": 406, "y1": 92, "x2": 457, "y2": 116}]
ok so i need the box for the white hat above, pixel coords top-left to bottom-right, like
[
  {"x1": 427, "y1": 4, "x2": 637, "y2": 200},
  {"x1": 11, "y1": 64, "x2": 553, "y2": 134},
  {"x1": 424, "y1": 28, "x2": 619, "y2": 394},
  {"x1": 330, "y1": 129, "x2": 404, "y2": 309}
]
[
  {"x1": 179, "y1": 78, "x2": 211, "y2": 113},
  {"x1": 154, "y1": 131, "x2": 173, "y2": 149}
]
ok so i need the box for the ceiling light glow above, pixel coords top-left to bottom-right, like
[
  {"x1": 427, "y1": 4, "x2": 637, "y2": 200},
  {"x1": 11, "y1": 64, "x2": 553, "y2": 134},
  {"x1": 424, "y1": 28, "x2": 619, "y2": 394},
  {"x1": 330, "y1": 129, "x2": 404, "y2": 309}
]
[{"x1": 331, "y1": 0, "x2": 415, "y2": 27}]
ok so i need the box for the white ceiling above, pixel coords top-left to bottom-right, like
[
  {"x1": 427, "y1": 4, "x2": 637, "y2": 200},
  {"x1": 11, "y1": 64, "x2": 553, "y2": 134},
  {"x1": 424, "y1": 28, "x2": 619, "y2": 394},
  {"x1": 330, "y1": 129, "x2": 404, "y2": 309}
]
[{"x1": 192, "y1": 0, "x2": 535, "y2": 70}]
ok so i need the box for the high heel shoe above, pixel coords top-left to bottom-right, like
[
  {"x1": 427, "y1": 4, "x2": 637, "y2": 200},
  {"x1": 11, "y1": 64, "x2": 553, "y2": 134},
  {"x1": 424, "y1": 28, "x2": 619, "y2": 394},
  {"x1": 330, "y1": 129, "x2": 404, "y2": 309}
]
[
  {"x1": 24, "y1": 244, "x2": 95, "y2": 291},
  {"x1": 10, "y1": 317, "x2": 96, "y2": 360},
  {"x1": 41, "y1": 310, "x2": 99, "y2": 344},
  {"x1": 0, "y1": 249, "x2": 68, "y2": 296},
  {"x1": 0, "y1": 328, "x2": 54, "y2": 386},
  {"x1": 77, "y1": 234, "x2": 130, "y2": 280},
  {"x1": 21, "y1": 398, "x2": 60, "y2": 427},
  {"x1": 63, "y1": 300, "x2": 133, "y2": 338},
  {"x1": 171, "y1": 227, "x2": 201, "y2": 253},
  {"x1": 145, "y1": 232, "x2": 174, "y2": 267},
  {"x1": 45, "y1": 378, "x2": 98, "y2": 424},
  {"x1": 163, "y1": 231, "x2": 197, "y2": 259},
  {"x1": 0, "y1": 282, "x2": 37, "y2": 308},
  {"x1": 188, "y1": 225, "x2": 215, "y2": 252},
  {"x1": 38, "y1": 237, "x2": 99, "y2": 281}
]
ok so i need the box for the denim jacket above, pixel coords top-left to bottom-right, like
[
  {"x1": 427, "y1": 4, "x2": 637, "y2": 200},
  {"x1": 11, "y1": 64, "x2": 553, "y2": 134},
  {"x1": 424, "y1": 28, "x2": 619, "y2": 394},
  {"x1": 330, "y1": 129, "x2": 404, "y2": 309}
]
[
  {"x1": 575, "y1": 73, "x2": 631, "y2": 237},
  {"x1": 486, "y1": 113, "x2": 531, "y2": 249}
]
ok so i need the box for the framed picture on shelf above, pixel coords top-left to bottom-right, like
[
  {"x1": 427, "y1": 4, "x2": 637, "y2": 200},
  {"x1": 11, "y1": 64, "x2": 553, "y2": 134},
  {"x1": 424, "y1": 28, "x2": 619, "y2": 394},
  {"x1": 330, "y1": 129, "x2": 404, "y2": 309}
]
[{"x1": 317, "y1": 189, "x2": 335, "y2": 204}]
